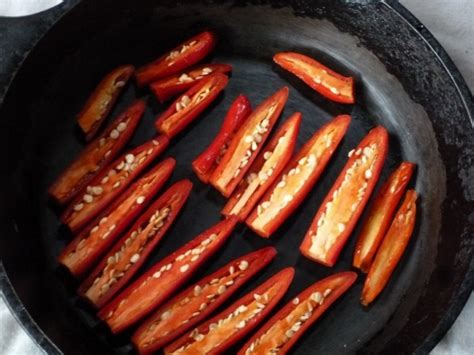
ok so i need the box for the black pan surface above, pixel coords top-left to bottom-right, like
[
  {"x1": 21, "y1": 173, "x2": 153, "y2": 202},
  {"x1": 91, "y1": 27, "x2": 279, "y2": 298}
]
[{"x1": 0, "y1": 1, "x2": 472, "y2": 354}]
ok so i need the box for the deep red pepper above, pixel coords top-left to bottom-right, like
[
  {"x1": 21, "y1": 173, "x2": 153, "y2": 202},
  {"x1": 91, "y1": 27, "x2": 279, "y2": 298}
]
[
  {"x1": 274, "y1": 52, "x2": 354, "y2": 104},
  {"x1": 98, "y1": 216, "x2": 238, "y2": 333},
  {"x1": 49, "y1": 99, "x2": 145, "y2": 206},
  {"x1": 78, "y1": 180, "x2": 192, "y2": 308},
  {"x1": 222, "y1": 112, "x2": 301, "y2": 221},
  {"x1": 192, "y1": 94, "x2": 252, "y2": 183},
  {"x1": 155, "y1": 73, "x2": 229, "y2": 138},
  {"x1": 300, "y1": 126, "x2": 389, "y2": 267},
  {"x1": 164, "y1": 267, "x2": 294, "y2": 355},
  {"x1": 61, "y1": 136, "x2": 169, "y2": 233},
  {"x1": 150, "y1": 63, "x2": 232, "y2": 103},
  {"x1": 209, "y1": 87, "x2": 289, "y2": 197},
  {"x1": 58, "y1": 158, "x2": 175, "y2": 278},
  {"x1": 136, "y1": 31, "x2": 216, "y2": 87},
  {"x1": 353, "y1": 162, "x2": 415, "y2": 272},
  {"x1": 77, "y1": 65, "x2": 134, "y2": 140},
  {"x1": 238, "y1": 271, "x2": 357, "y2": 354},
  {"x1": 361, "y1": 190, "x2": 417, "y2": 306},
  {"x1": 132, "y1": 247, "x2": 277, "y2": 353},
  {"x1": 246, "y1": 115, "x2": 351, "y2": 238}
]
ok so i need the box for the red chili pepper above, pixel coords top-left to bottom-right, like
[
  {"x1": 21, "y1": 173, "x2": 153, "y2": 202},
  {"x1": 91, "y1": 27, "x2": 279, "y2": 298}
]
[
  {"x1": 222, "y1": 112, "x2": 301, "y2": 221},
  {"x1": 164, "y1": 267, "x2": 294, "y2": 355},
  {"x1": 192, "y1": 95, "x2": 253, "y2": 183},
  {"x1": 150, "y1": 63, "x2": 232, "y2": 103},
  {"x1": 274, "y1": 52, "x2": 354, "y2": 104},
  {"x1": 300, "y1": 126, "x2": 388, "y2": 267},
  {"x1": 77, "y1": 65, "x2": 134, "y2": 140},
  {"x1": 353, "y1": 162, "x2": 415, "y2": 272},
  {"x1": 238, "y1": 271, "x2": 357, "y2": 354},
  {"x1": 132, "y1": 247, "x2": 277, "y2": 354},
  {"x1": 57, "y1": 158, "x2": 175, "y2": 278},
  {"x1": 136, "y1": 31, "x2": 216, "y2": 87},
  {"x1": 361, "y1": 190, "x2": 417, "y2": 306},
  {"x1": 61, "y1": 136, "x2": 169, "y2": 233},
  {"x1": 246, "y1": 115, "x2": 351, "y2": 238},
  {"x1": 78, "y1": 180, "x2": 192, "y2": 308},
  {"x1": 49, "y1": 99, "x2": 145, "y2": 206},
  {"x1": 209, "y1": 87, "x2": 289, "y2": 197},
  {"x1": 98, "y1": 216, "x2": 238, "y2": 333},
  {"x1": 155, "y1": 73, "x2": 229, "y2": 138}
]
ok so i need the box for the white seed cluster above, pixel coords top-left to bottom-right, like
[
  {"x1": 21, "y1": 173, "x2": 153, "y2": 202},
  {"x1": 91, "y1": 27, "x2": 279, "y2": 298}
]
[{"x1": 166, "y1": 40, "x2": 198, "y2": 64}]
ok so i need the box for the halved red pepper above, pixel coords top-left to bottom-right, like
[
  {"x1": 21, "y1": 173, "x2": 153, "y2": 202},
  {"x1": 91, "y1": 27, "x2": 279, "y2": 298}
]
[
  {"x1": 246, "y1": 115, "x2": 351, "y2": 238},
  {"x1": 78, "y1": 180, "x2": 192, "y2": 308},
  {"x1": 209, "y1": 87, "x2": 289, "y2": 197},
  {"x1": 300, "y1": 126, "x2": 388, "y2": 267},
  {"x1": 132, "y1": 247, "x2": 277, "y2": 353},
  {"x1": 136, "y1": 31, "x2": 216, "y2": 87},
  {"x1": 353, "y1": 162, "x2": 415, "y2": 272},
  {"x1": 155, "y1": 73, "x2": 229, "y2": 138},
  {"x1": 150, "y1": 63, "x2": 232, "y2": 103},
  {"x1": 222, "y1": 112, "x2": 301, "y2": 221},
  {"x1": 274, "y1": 52, "x2": 354, "y2": 104},
  {"x1": 98, "y1": 216, "x2": 238, "y2": 333},
  {"x1": 77, "y1": 65, "x2": 134, "y2": 140},
  {"x1": 192, "y1": 95, "x2": 252, "y2": 183},
  {"x1": 164, "y1": 267, "x2": 294, "y2": 355},
  {"x1": 238, "y1": 271, "x2": 357, "y2": 354},
  {"x1": 49, "y1": 99, "x2": 145, "y2": 206},
  {"x1": 61, "y1": 136, "x2": 169, "y2": 233},
  {"x1": 57, "y1": 158, "x2": 175, "y2": 277},
  {"x1": 361, "y1": 190, "x2": 417, "y2": 306}
]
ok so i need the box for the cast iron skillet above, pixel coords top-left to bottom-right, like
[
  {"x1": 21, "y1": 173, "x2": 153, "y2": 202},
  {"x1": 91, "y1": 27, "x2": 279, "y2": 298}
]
[{"x1": 0, "y1": 0, "x2": 472, "y2": 354}]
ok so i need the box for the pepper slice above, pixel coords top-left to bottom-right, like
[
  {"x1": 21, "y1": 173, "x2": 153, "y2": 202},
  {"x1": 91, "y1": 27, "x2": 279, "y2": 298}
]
[
  {"x1": 155, "y1": 73, "x2": 229, "y2": 138},
  {"x1": 58, "y1": 158, "x2": 175, "y2": 277},
  {"x1": 192, "y1": 95, "x2": 253, "y2": 184},
  {"x1": 223, "y1": 112, "x2": 301, "y2": 221},
  {"x1": 239, "y1": 271, "x2": 356, "y2": 355},
  {"x1": 274, "y1": 52, "x2": 354, "y2": 104},
  {"x1": 300, "y1": 126, "x2": 388, "y2": 266},
  {"x1": 77, "y1": 65, "x2": 134, "y2": 140},
  {"x1": 49, "y1": 99, "x2": 145, "y2": 206},
  {"x1": 164, "y1": 267, "x2": 294, "y2": 355},
  {"x1": 209, "y1": 87, "x2": 289, "y2": 197},
  {"x1": 132, "y1": 247, "x2": 277, "y2": 353},
  {"x1": 61, "y1": 136, "x2": 169, "y2": 233},
  {"x1": 98, "y1": 217, "x2": 238, "y2": 333},
  {"x1": 246, "y1": 115, "x2": 351, "y2": 238},
  {"x1": 136, "y1": 31, "x2": 216, "y2": 87},
  {"x1": 79, "y1": 180, "x2": 192, "y2": 308},
  {"x1": 353, "y1": 162, "x2": 415, "y2": 272},
  {"x1": 150, "y1": 64, "x2": 232, "y2": 103}
]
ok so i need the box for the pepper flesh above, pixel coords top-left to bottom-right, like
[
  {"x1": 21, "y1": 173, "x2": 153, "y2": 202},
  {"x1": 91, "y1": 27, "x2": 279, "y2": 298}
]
[
  {"x1": 353, "y1": 162, "x2": 415, "y2": 272},
  {"x1": 61, "y1": 136, "x2": 169, "y2": 233},
  {"x1": 79, "y1": 180, "x2": 192, "y2": 308},
  {"x1": 77, "y1": 65, "x2": 134, "y2": 140},
  {"x1": 58, "y1": 158, "x2": 175, "y2": 277},
  {"x1": 361, "y1": 190, "x2": 417, "y2": 306},
  {"x1": 192, "y1": 95, "x2": 252, "y2": 183},
  {"x1": 222, "y1": 112, "x2": 301, "y2": 221},
  {"x1": 209, "y1": 87, "x2": 289, "y2": 197},
  {"x1": 132, "y1": 247, "x2": 277, "y2": 354},
  {"x1": 274, "y1": 52, "x2": 354, "y2": 104},
  {"x1": 49, "y1": 99, "x2": 144, "y2": 205},
  {"x1": 300, "y1": 126, "x2": 389, "y2": 266},
  {"x1": 164, "y1": 267, "x2": 294, "y2": 355},
  {"x1": 136, "y1": 31, "x2": 216, "y2": 87},
  {"x1": 246, "y1": 115, "x2": 351, "y2": 238},
  {"x1": 155, "y1": 73, "x2": 229, "y2": 138},
  {"x1": 98, "y1": 217, "x2": 238, "y2": 333}
]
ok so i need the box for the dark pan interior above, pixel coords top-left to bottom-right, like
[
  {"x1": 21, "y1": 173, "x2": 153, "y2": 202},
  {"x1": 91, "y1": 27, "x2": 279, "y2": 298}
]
[{"x1": 0, "y1": 1, "x2": 472, "y2": 354}]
